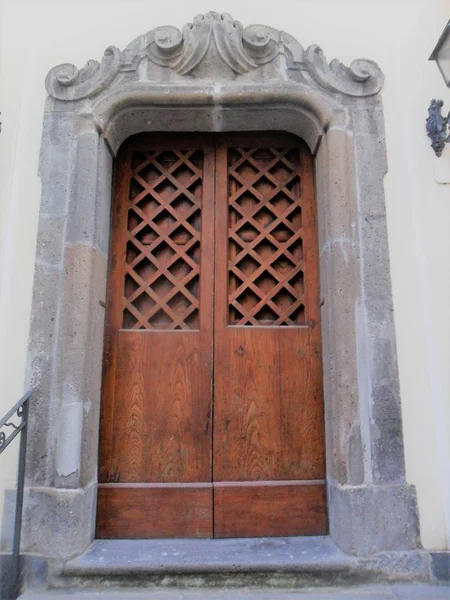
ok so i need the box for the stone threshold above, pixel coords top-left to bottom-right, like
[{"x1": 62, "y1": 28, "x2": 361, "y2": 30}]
[
  {"x1": 38, "y1": 537, "x2": 433, "y2": 591},
  {"x1": 63, "y1": 537, "x2": 352, "y2": 577},
  {"x1": 18, "y1": 583, "x2": 450, "y2": 600}
]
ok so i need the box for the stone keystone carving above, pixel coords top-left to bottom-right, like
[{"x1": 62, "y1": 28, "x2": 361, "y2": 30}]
[
  {"x1": 45, "y1": 11, "x2": 383, "y2": 101},
  {"x1": 120, "y1": 12, "x2": 290, "y2": 75}
]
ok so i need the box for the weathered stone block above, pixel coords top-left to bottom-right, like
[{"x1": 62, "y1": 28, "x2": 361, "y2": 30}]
[
  {"x1": 38, "y1": 112, "x2": 76, "y2": 216},
  {"x1": 354, "y1": 132, "x2": 388, "y2": 216},
  {"x1": 22, "y1": 484, "x2": 96, "y2": 560},
  {"x1": 356, "y1": 214, "x2": 406, "y2": 485},
  {"x1": 429, "y1": 552, "x2": 450, "y2": 584},
  {"x1": 358, "y1": 215, "x2": 395, "y2": 328},
  {"x1": 351, "y1": 98, "x2": 385, "y2": 137},
  {"x1": 324, "y1": 128, "x2": 358, "y2": 243},
  {"x1": 26, "y1": 262, "x2": 63, "y2": 486},
  {"x1": 328, "y1": 481, "x2": 421, "y2": 555},
  {"x1": 34, "y1": 216, "x2": 66, "y2": 266},
  {"x1": 94, "y1": 143, "x2": 113, "y2": 256},
  {"x1": 50, "y1": 246, "x2": 107, "y2": 487},
  {"x1": 319, "y1": 241, "x2": 362, "y2": 484},
  {"x1": 66, "y1": 129, "x2": 100, "y2": 248}
]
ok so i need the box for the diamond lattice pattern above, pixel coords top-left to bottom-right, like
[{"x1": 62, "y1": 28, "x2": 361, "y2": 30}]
[
  {"x1": 123, "y1": 149, "x2": 203, "y2": 330},
  {"x1": 228, "y1": 147, "x2": 305, "y2": 326}
]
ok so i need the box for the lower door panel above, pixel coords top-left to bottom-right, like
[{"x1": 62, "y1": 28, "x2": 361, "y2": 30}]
[
  {"x1": 96, "y1": 483, "x2": 213, "y2": 538},
  {"x1": 213, "y1": 481, "x2": 327, "y2": 538}
]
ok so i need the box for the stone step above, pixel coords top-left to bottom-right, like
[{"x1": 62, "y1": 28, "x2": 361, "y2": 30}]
[
  {"x1": 64, "y1": 537, "x2": 350, "y2": 574},
  {"x1": 58, "y1": 537, "x2": 355, "y2": 588},
  {"x1": 50, "y1": 537, "x2": 427, "y2": 589},
  {"x1": 18, "y1": 583, "x2": 450, "y2": 600}
]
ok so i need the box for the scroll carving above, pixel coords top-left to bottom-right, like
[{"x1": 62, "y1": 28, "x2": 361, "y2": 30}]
[
  {"x1": 122, "y1": 13, "x2": 291, "y2": 75},
  {"x1": 305, "y1": 45, "x2": 384, "y2": 97},
  {"x1": 45, "y1": 46, "x2": 121, "y2": 101},
  {"x1": 45, "y1": 12, "x2": 384, "y2": 101}
]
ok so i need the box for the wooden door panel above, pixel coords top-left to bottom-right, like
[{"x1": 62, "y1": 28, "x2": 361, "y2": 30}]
[
  {"x1": 96, "y1": 483, "x2": 213, "y2": 538},
  {"x1": 213, "y1": 327, "x2": 324, "y2": 481},
  {"x1": 214, "y1": 482, "x2": 327, "y2": 538},
  {"x1": 213, "y1": 134, "x2": 326, "y2": 537},
  {"x1": 97, "y1": 135, "x2": 215, "y2": 538},
  {"x1": 97, "y1": 132, "x2": 326, "y2": 539},
  {"x1": 110, "y1": 331, "x2": 212, "y2": 483}
]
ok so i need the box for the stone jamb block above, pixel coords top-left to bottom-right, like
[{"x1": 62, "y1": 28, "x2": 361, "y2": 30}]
[
  {"x1": 21, "y1": 484, "x2": 96, "y2": 561},
  {"x1": 328, "y1": 481, "x2": 421, "y2": 556}
]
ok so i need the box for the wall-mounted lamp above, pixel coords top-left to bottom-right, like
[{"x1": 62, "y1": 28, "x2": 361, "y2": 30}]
[{"x1": 427, "y1": 20, "x2": 450, "y2": 156}]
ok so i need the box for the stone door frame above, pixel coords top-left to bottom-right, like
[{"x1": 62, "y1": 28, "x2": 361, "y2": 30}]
[{"x1": 25, "y1": 12, "x2": 420, "y2": 560}]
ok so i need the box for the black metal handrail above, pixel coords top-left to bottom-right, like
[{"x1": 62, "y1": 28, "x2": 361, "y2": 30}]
[{"x1": 0, "y1": 390, "x2": 31, "y2": 599}]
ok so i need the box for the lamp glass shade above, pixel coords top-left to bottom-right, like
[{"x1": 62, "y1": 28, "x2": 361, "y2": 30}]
[
  {"x1": 437, "y1": 35, "x2": 450, "y2": 86},
  {"x1": 430, "y1": 21, "x2": 450, "y2": 87}
]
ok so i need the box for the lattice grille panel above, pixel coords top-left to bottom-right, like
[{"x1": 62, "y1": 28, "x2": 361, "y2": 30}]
[
  {"x1": 122, "y1": 149, "x2": 203, "y2": 330},
  {"x1": 228, "y1": 146, "x2": 305, "y2": 326}
]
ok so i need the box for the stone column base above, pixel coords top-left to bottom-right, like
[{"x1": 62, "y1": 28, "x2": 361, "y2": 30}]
[
  {"x1": 328, "y1": 480, "x2": 421, "y2": 555},
  {"x1": 21, "y1": 483, "x2": 96, "y2": 560}
]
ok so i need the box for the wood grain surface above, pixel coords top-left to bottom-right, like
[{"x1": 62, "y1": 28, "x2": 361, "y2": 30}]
[
  {"x1": 96, "y1": 483, "x2": 213, "y2": 538},
  {"x1": 97, "y1": 133, "x2": 326, "y2": 539},
  {"x1": 98, "y1": 135, "x2": 215, "y2": 487},
  {"x1": 213, "y1": 135, "x2": 325, "y2": 485},
  {"x1": 213, "y1": 327, "x2": 325, "y2": 481},
  {"x1": 111, "y1": 330, "x2": 213, "y2": 483},
  {"x1": 214, "y1": 481, "x2": 327, "y2": 537}
]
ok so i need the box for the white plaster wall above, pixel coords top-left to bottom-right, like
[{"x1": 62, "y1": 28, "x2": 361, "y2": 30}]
[{"x1": 0, "y1": 0, "x2": 448, "y2": 550}]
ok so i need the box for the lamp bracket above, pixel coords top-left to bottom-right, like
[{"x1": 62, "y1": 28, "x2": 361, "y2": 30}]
[{"x1": 427, "y1": 99, "x2": 450, "y2": 157}]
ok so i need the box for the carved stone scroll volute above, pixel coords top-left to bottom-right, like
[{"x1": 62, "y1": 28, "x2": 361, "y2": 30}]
[
  {"x1": 45, "y1": 46, "x2": 121, "y2": 101},
  {"x1": 45, "y1": 11, "x2": 384, "y2": 100}
]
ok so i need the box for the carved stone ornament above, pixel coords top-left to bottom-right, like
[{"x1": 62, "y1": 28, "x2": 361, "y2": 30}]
[{"x1": 45, "y1": 11, "x2": 383, "y2": 101}]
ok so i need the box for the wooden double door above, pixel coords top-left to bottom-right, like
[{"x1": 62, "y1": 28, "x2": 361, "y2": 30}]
[{"x1": 97, "y1": 132, "x2": 326, "y2": 539}]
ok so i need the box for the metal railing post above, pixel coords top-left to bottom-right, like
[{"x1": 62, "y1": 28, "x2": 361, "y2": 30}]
[
  {"x1": 0, "y1": 390, "x2": 32, "y2": 599},
  {"x1": 11, "y1": 395, "x2": 29, "y2": 594}
]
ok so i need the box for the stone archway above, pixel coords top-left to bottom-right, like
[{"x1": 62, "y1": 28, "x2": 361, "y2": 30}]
[{"x1": 25, "y1": 12, "x2": 419, "y2": 561}]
